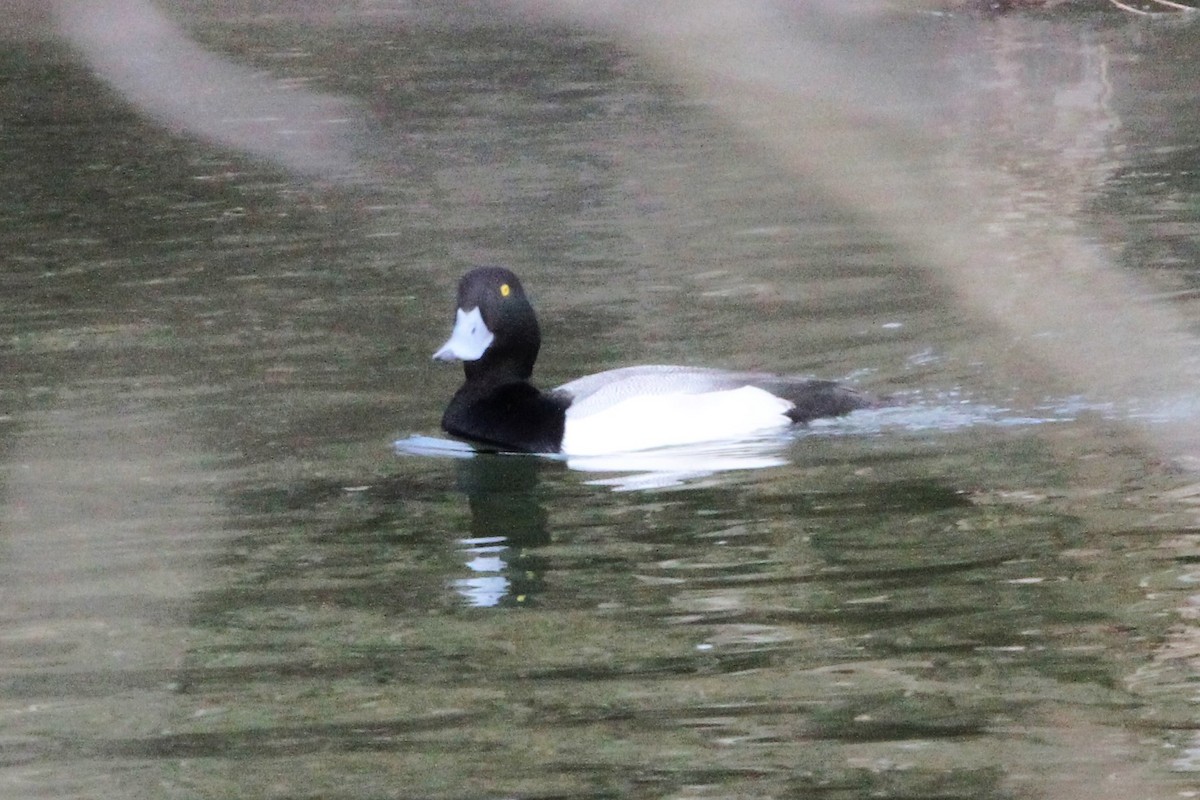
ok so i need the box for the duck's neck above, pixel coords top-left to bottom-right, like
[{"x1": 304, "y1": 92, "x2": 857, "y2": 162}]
[{"x1": 463, "y1": 348, "x2": 536, "y2": 386}]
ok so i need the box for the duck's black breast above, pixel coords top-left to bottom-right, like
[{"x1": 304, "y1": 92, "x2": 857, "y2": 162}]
[{"x1": 441, "y1": 380, "x2": 571, "y2": 453}]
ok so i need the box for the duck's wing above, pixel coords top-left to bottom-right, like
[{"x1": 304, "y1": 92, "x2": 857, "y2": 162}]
[
  {"x1": 557, "y1": 366, "x2": 739, "y2": 418},
  {"x1": 559, "y1": 365, "x2": 720, "y2": 403},
  {"x1": 557, "y1": 365, "x2": 874, "y2": 422}
]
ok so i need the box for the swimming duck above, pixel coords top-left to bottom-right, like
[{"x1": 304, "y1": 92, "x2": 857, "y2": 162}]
[{"x1": 433, "y1": 266, "x2": 872, "y2": 455}]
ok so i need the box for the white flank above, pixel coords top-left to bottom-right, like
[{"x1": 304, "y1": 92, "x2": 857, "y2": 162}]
[{"x1": 561, "y1": 385, "x2": 793, "y2": 456}]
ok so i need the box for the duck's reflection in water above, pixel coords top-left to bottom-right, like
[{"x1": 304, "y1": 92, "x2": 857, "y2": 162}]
[{"x1": 452, "y1": 454, "x2": 550, "y2": 608}]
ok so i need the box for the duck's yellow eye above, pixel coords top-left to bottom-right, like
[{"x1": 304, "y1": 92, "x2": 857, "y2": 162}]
[{"x1": 500, "y1": 283, "x2": 511, "y2": 297}]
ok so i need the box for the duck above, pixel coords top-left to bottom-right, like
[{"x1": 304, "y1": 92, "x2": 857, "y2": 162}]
[{"x1": 433, "y1": 266, "x2": 874, "y2": 455}]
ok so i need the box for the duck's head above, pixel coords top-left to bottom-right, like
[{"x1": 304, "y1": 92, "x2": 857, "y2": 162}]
[{"x1": 433, "y1": 266, "x2": 541, "y2": 381}]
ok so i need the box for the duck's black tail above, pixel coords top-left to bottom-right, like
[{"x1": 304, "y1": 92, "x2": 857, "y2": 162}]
[{"x1": 778, "y1": 380, "x2": 880, "y2": 424}]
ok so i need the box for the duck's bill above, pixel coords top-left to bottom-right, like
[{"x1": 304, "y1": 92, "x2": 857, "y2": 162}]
[{"x1": 433, "y1": 307, "x2": 494, "y2": 361}]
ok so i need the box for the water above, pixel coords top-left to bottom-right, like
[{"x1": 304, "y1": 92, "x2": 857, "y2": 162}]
[{"x1": 2, "y1": 3, "x2": 1199, "y2": 799}]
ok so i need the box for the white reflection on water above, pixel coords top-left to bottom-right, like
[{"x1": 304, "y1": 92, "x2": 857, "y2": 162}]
[
  {"x1": 567, "y1": 439, "x2": 790, "y2": 491},
  {"x1": 1173, "y1": 734, "x2": 1200, "y2": 772},
  {"x1": 454, "y1": 536, "x2": 512, "y2": 608}
]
